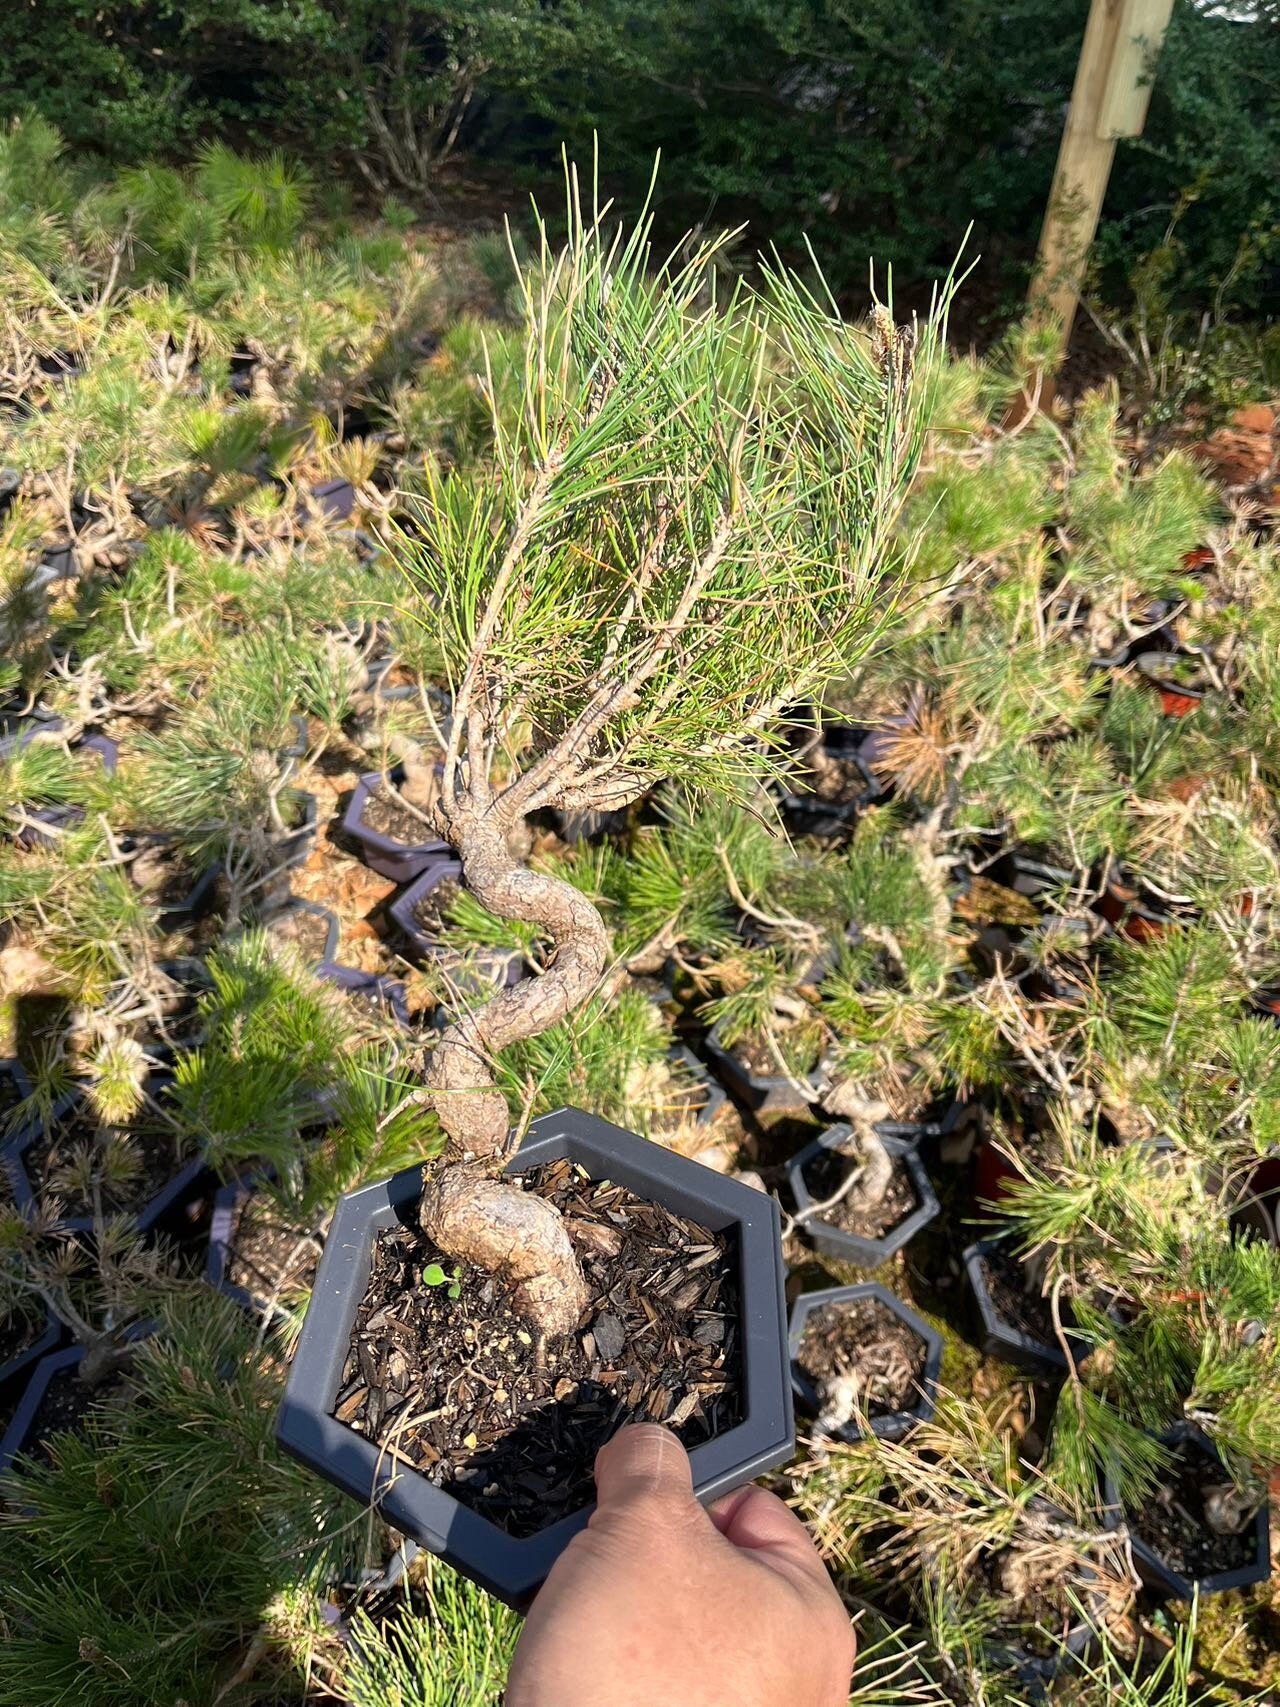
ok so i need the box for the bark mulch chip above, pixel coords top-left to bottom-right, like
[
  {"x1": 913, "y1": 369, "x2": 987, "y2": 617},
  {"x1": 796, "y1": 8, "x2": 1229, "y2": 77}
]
[
  {"x1": 335, "y1": 1157, "x2": 742, "y2": 1538},
  {"x1": 800, "y1": 1148, "x2": 918, "y2": 1239}
]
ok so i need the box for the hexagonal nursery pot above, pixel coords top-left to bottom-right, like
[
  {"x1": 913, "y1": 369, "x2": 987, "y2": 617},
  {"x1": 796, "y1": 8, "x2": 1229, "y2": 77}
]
[
  {"x1": 1103, "y1": 1423, "x2": 1271, "y2": 1599},
  {"x1": 785, "y1": 1126, "x2": 939, "y2": 1266},
  {"x1": 702, "y1": 1019, "x2": 824, "y2": 1118},
  {"x1": 1, "y1": 1080, "x2": 206, "y2": 1237},
  {"x1": 205, "y1": 1171, "x2": 315, "y2": 1321},
  {"x1": 789, "y1": 1283, "x2": 941, "y2": 1441},
  {"x1": 263, "y1": 897, "x2": 340, "y2": 968},
  {"x1": 316, "y1": 962, "x2": 411, "y2": 1028},
  {"x1": 389, "y1": 861, "x2": 526, "y2": 995},
  {"x1": 0, "y1": 1302, "x2": 62, "y2": 1412},
  {"x1": 0, "y1": 1326, "x2": 152, "y2": 1477},
  {"x1": 275, "y1": 790, "x2": 318, "y2": 872},
  {"x1": 277, "y1": 1107, "x2": 794, "y2": 1607},
  {"x1": 963, "y1": 1237, "x2": 1078, "y2": 1376},
  {"x1": 775, "y1": 720, "x2": 881, "y2": 840},
  {"x1": 341, "y1": 768, "x2": 453, "y2": 884}
]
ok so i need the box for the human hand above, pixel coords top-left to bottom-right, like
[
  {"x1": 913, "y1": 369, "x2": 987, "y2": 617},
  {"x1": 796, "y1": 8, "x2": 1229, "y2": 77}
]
[{"x1": 505, "y1": 1424, "x2": 853, "y2": 1707}]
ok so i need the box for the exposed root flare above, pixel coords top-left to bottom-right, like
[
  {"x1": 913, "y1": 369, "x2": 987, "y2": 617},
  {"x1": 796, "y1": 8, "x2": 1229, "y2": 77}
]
[{"x1": 420, "y1": 1163, "x2": 589, "y2": 1341}]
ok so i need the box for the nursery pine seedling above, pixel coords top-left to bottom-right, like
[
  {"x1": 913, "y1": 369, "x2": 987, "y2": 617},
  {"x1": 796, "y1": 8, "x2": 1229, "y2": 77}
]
[{"x1": 392, "y1": 173, "x2": 946, "y2": 1338}]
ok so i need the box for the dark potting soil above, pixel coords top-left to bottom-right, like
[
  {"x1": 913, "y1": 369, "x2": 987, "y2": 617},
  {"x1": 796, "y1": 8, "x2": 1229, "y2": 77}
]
[
  {"x1": 978, "y1": 1246, "x2": 1057, "y2": 1346},
  {"x1": 267, "y1": 907, "x2": 333, "y2": 964},
  {"x1": 1130, "y1": 1445, "x2": 1261, "y2": 1581},
  {"x1": 410, "y1": 875, "x2": 461, "y2": 937},
  {"x1": 336, "y1": 1158, "x2": 742, "y2": 1538},
  {"x1": 130, "y1": 845, "x2": 208, "y2": 908},
  {"x1": 796, "y1": 1298, "x2": 926, "y2": 1419},
  {"x1": 361, "y1": 783, "x2": 435, "y2": 845},
  {"x1": 21, "y1": 1364, "x2": 132, "y2": 1465},
  {"x1": 226, "y1": 1196, "x2": 319, "y2": 1305},
  {"x1": 983, "y1": 1553, "x2": 1085, "y2": 1659},
  {"x1": 800, "y1": 1148, "x2": 918, "y2": 1239},
  {"x1": 24, "y1": 1106, "x2": 192, "y2": 1219}
]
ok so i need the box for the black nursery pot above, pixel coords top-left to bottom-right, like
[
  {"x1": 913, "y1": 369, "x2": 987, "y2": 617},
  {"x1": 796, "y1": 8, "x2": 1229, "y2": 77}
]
[
  {"x1": 264, "y1": 897, "x2": 340, "y2": 968},
  {"x1": 277, "y1": 1107, "x2": 794, "y2": 1607},
  {"x1": 702, "y1": 1020, "x2": 823, "y2": 1119},
  {"x1": 341, "y1": 767, "x2": 453, "y2": 884},
  {"x1": 316, "y1": 962, "x2": 412, "y2": 1028},
  {"x1": 0, "y1": 1346, "x2": 85, "y2": 1477},
  {"x1": 204, "y1": 1171, "x2": 301, "y2": 1319},
  {"x1": 206, "y1": 1175, "x2": 260, "y2": 1314},
  {"x1": 275, "y1": 791, "x2": 318, "y2": 872},
  {"x1": 0, "y1": 1325, "x2": 152, "y2": 1478},
  {"x1": 775, "y1": 720, "x2": 882, "y2": 840},
  {"x1": 788, "y1": 1282, "x2": 941, "y2": 1442},
  {"x1": 963, "y1": 1238, "x2": 1078, "y2": 1376},
  {"x1": 1102, "y1": 1423, "x2": 1271, "y2": 1599},
  {"x1": 1, "y1": 1079, "x2": 207, "y2": 1237},
  {"x1": 303, "y1": 477, "x2": 356, "y2": 525},
  {"x1": 389, "y1": 861, "x2": 527, "y2": 996},
  {"x1": 785, "y1": 1126, "x2": 939, "y2": 1267}
]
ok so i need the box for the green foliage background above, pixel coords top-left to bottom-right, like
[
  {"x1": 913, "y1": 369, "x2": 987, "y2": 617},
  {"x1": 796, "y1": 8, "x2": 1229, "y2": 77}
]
[{"x1": 3, "y1": 1, "x2": 1279, "y2": 318}]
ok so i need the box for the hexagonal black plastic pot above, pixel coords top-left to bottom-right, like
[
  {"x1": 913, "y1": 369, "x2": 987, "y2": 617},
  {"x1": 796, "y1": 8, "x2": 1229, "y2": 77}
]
[
  {"x1": 264, "y1": 897, "x2": 340, "y2": 968},
  {"x1": 0, "y1": 1324, "x2": 153, "y2": 1478},
  {"x1": 316, "y1": 962, "x2": 411, "y2": 1028},
  {"x1": 0, "y1": 1346, "x2": 85, "y2": 1477},
  {"x1": 276, "y1": 1107, "x2": 794, "y2": 1608},
  {"x1": 275, "y1": 791, "x2": 318, "y2": 872},
  {"x1": 963, "y1": 1238, "x2": 1079, "y2": 1376},
  {"x1": 205, "y1": 1171, "x2": 288, "y2": 1318},
  {"x1": 670, "y1": 1044, "x2": 727, "y2": 1130},
  {"x1": 1102, "y1": 1423, "x2": 1271, "y2": 1599},
  {"x1": 702, "y1": 1020, "x2": 823, "y2": 1119},
  {"x1": 785, "y1": 1127, "x2": 939, "y2": 1266},
  {"x1": 775, "y1": 720, "x2": 881, "y2": 840},
  {"x1": 2, "y1": 1080, "x2": 206, "y2": 1237},
  {"x1": 341, "y1": 768, "x2": 453, "y2": 884},
  {"x1": 789, "y1": 1282, "x2": 941, "y2": 1441}
]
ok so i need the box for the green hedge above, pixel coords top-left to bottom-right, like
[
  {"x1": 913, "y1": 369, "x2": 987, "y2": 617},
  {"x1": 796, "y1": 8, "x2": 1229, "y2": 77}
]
[{"x1": 3, "y1": 0, "x2": 1278, "y2": 316}]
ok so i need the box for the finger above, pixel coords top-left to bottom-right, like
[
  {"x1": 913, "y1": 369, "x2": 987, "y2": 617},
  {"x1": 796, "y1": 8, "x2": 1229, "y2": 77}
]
[
  {"x1": 706, "y1": 1483, "x2": 832, "y2": 1582},
  {"x1": 592, "y1": 1423, "x2": 695, "y2": 1512}
]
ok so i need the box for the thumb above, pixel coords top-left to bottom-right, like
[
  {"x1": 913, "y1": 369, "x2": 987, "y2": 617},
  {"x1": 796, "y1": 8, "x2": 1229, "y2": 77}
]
[{"x1": 591, "y1": 1424, "x2": 702, "y2": 1528}]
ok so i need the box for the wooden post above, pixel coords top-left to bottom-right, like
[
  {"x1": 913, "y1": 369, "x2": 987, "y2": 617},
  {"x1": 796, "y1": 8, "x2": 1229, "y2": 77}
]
[{"x1": 1024, "y1": 0, "x2": 1175, "y2": 382}]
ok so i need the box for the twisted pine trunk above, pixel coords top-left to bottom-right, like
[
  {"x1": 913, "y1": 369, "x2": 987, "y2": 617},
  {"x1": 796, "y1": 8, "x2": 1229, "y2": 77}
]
[{"x1": 420, "y1": 808, "x2": 609, "y2": 1339}]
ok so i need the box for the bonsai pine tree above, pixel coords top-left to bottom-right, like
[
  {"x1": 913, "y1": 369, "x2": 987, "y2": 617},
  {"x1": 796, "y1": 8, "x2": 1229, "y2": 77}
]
[{"x1": 396, "y1": 178, "x2": 943, "y2": 1337}]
